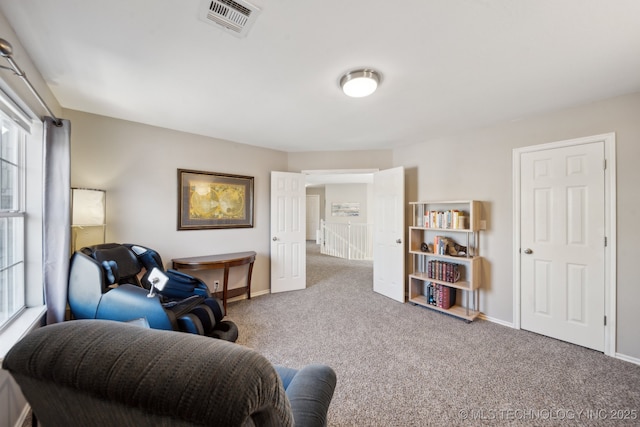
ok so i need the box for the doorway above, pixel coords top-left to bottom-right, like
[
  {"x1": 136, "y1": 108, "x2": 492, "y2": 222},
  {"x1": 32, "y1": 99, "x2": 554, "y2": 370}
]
[
  {"x1": 304, "y1": 169, "x2": 376, "y2": 259},
  {"x1": 306, "y1": 195, "x2": 320, "y2": 241},
  {"x1": 271, "y1": 168, "x2": 405, "y2": 302},
  {"x1": 513, "y1": 133, "x2": 616, "y2": 355}
]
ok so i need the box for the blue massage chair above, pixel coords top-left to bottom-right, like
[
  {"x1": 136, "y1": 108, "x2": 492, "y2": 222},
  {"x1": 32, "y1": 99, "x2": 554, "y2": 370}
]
[{"x1": 68, "y1": 243, "x2": 238, "y2": 342}]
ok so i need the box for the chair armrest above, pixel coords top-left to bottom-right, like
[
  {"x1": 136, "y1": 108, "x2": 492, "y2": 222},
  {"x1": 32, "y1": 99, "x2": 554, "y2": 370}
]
[
  {"x1": 96, "y1": 284, "x2": 174, "y2": 330},
  {"x1": 275, "y1": 364, "x2": 337, "y2": 427}
]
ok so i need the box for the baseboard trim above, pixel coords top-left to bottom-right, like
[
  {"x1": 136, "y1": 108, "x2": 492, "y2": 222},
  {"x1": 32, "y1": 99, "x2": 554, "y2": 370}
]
[
  {"x1": 252, "y1": 289, "x2": 270, "y2": 297},
  {"x1": 227, "y1": 289, "x2": 270, "y2": 304},
  {"x1": 615, "y1": 352, "x2": 640, "y2": 366},
  {"x1": 14, "y1": 404, "x2": 30, "y2": 427},
  {"x1": 478, "y1": 315, "x2": 640, "y2": 365},
  {"x1": 478, "y1": 313, "x2": 515, "y2": 328}
]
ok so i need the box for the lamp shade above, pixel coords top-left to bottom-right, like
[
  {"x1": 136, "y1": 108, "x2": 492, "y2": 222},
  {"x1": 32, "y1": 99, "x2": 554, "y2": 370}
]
[
  {"x1": 71, "y1": 188, "x2": 105, "y2": 226},
  {"x1": 340, "y1": 69, "x2": 380, "y2": 98}
]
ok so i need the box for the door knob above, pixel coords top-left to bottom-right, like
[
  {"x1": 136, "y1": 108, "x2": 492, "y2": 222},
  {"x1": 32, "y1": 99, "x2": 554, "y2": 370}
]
[
  {"x1": 524, "y1": 248, "x2": 533, "y2": 254},
  {"x1": 396, "y1": 239, "x2": 402, "y2": 244},
  {"x1": 272, "y1": 237, "x2": 278, "y2": 241}
]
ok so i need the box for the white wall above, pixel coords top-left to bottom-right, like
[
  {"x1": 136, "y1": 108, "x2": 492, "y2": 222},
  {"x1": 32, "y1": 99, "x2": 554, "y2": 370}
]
[
  {"x1": 67, "y1": 109, "x2": 288, "y2": 295},
  {"x1": 393, "y1": 92, "x2": 640, "y2": 360}
]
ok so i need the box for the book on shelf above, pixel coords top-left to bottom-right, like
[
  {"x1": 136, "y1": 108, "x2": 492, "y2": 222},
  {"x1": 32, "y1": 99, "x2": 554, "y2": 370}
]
[
  {"x1": 421, "y1": 209, "x2": 466, "y2": 229},
  {"x1": 425, "y1": 282, "x2": 456, "y2": 309},
  {"x1": 433, "y1": 236, "x2": 445, "y2": 255},
  {"x1": 426, "y1": 260, "x2": 461, "y2": 283}
]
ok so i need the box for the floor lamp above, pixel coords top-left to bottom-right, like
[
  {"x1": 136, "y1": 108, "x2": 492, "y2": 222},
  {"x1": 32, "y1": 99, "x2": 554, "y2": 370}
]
[{"x1": 71, "y1": 188, "x2": 106, "y2": 253}]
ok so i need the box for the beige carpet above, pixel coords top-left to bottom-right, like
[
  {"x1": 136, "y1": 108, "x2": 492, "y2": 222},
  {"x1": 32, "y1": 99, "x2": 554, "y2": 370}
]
[{"x1": 226, "y1": 242, "x2": 640, "y2": 426}]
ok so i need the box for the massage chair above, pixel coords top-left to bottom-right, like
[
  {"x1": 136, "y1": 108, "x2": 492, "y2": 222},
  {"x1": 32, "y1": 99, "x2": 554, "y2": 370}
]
[{"x1": 68, "y1": 243, "x2": 238, "y2": 342}]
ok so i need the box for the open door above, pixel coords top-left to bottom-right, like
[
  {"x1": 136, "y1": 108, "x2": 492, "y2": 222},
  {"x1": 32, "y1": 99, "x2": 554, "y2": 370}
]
[
  {"x1": 270, "y1": 171, "x2": 306, "y2": 293},
  {"x1": 373, "y1": 167, "x2": 405, "y2": 302}
]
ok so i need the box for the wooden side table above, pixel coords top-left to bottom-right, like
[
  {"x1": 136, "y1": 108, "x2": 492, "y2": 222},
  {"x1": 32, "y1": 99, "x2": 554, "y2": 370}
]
[{"x1": 171, "y1": 251, "x2": 256, "y2": 312}]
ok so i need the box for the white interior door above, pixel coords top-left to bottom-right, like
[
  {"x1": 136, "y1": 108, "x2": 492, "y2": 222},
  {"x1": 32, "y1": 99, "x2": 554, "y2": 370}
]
[
  {"x1": 271, "y1": 171, "x2": 306, "y2": 293},
  {"x1": 306, "y1": 195, "x2": 320, "y2": 240},
  {"x1": 520, "y1": 141, "x2": 605, "y2": 351},
  {"x1": 373, "y1": 167, "x2": 405, "y2": 302}
]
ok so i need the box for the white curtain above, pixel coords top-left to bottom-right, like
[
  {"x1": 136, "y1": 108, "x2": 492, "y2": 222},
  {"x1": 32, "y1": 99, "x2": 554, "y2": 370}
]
[{"x1": 43, "y1": 117, "x2": 71, "y2": 324}]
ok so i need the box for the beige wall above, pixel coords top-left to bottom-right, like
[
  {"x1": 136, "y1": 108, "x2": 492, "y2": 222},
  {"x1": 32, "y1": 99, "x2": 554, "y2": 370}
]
[
  {"x1": 325, "y1": 184, "x2": 371, "y2": 224},
  {"x1": 393, "y1": 91, "x2": 640, "y2": 359},
  {"x1": 66, "y1": 109, "x2": 288, "y2": 295},
  {"x1": 67, "y1": 112, "x2": 395, "y2": 294},
  {"x1": 287, "y1": 149, "x2": 393, "y2": 171}
]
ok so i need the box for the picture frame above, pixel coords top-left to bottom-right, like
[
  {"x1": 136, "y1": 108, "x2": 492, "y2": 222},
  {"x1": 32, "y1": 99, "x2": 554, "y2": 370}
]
[
  {"x1": 331, "y1": 202, "x2": 360, "y2": 217},
  {"x1": 177, "y1": 169, "x2": 254, "y2": 230}
]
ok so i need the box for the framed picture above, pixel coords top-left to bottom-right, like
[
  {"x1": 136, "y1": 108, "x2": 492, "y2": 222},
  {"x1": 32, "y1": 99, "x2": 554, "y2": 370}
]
[
  {"x1": 178, "y1": 169, "x2": 254, "y2": 230},
  {"x1": 331, "y1": 202, "x2": 360, "y2": 217}
]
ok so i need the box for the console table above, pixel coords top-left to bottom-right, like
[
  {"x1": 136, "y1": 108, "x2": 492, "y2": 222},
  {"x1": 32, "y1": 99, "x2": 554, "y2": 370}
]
[{"x1": 171, "y1": 251, "x2": 256, "y2": 312}]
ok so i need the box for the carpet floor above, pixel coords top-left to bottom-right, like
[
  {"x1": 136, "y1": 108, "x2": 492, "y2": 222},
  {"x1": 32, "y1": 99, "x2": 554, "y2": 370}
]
[
  {"x1": 20, "y1": 243, "x2": 640, "y2": 426},
  {"x1": 226, "y1": 242, "x2": 640, "y2": 426}
]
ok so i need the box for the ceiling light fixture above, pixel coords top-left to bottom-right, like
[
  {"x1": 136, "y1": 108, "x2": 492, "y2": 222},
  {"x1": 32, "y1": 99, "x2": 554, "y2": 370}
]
[{"x1": 340, "y1": 69, "x2": 380, "y2": 98}]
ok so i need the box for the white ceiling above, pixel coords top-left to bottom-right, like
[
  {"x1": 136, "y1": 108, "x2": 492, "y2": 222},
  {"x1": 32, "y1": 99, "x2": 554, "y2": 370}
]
[{"x1": 1, "y1": 0, "x2": 640, "y2": 153}]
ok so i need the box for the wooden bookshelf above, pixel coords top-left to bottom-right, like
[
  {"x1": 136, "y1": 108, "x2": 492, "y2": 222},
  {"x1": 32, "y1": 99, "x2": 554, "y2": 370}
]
[{"x1": 408, "y1": 200, "x2": 484, "y2": 322}]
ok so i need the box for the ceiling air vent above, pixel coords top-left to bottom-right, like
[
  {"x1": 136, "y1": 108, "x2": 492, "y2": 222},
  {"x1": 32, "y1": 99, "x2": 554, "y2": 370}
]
[{"x1": 199, "y1": 0, "x2": 261, "y2": 38}]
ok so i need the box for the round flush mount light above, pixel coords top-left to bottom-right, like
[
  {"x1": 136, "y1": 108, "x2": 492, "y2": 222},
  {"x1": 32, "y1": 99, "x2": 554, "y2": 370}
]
[{"x1": 340, "y1": 69, "x2": 380, "y2": 98}]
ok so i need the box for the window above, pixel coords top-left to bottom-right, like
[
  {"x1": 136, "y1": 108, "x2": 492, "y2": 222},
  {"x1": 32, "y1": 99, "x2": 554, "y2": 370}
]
[
  {"x1": 0, "y1": 87, "x2": 44, "y2": 357},
  {"x1": 0, "y1": 108, "x2": 26, "y2": 329}
]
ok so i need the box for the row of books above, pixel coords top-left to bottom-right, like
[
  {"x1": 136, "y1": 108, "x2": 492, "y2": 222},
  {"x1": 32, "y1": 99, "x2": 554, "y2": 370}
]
[
  {"x1": 427, "y1": 260, "x2": 462, "y2": 283},
  {"x1": 426, "y1": 282, "x2": 456, "y2": 309},
  {"x1": 416, "y1": 209, "x2": 467, "y2": 229}
]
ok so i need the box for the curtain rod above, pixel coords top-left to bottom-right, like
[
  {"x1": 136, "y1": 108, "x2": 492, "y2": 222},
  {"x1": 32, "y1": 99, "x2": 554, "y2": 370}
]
[{"x1": 0, "y1": 37, "x2": 62, "y2": 126}]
